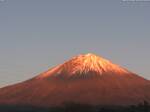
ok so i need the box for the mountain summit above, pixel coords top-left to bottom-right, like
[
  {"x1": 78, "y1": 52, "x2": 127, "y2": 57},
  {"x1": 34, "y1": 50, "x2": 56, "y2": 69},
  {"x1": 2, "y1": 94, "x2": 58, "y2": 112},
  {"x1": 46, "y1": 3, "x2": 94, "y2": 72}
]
[
  {"x1": 0, "y1": 53, "x2": 150, "y2": 107},
  {"x1": 37, "y1": 53, "x2": 129, "y2": 79}
]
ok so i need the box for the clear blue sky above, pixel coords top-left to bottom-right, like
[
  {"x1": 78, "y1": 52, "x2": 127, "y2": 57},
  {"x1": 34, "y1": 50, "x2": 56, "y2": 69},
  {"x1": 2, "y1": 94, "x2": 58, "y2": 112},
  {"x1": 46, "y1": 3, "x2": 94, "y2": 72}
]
[{"x1": 0, "y1": 0, "x2": 150, "y2": 87}]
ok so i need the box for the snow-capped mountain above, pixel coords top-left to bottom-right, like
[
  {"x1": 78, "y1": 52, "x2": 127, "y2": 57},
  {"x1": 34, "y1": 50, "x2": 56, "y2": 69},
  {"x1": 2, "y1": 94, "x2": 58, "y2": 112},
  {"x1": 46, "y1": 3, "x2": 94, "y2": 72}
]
[
  {"x1": 0, "y1": 53, "x2": 150, "y2": 107},
  {"x1": 37, "y1": 53, "x2": 130, "y2": 79}
]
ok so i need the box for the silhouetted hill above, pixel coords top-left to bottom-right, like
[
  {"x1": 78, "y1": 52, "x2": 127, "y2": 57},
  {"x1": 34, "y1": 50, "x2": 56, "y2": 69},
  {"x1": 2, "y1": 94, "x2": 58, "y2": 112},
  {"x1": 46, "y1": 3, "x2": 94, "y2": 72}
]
[{"x1": 0, "y1": 102, "x2": 150, "y2": 112}]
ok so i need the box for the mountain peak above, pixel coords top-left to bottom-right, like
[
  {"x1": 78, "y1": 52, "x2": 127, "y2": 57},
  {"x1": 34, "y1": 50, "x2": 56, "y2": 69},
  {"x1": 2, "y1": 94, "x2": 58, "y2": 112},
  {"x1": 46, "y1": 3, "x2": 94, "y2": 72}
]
[
  {"x1": 37, "y1": 53, "x2": 130, "y2": 79},
  {"x1": 82, "y1": 53, "x2": 98, "y2": 57},
  {"x1": 1, "y1": 53, "x2": 150, "y2": 108}
]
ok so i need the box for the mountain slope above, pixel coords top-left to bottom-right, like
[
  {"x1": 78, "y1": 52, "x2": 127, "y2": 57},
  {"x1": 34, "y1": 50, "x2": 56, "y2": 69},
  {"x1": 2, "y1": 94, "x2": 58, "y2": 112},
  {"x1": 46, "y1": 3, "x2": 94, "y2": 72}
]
[
  {"x1": 0, "y1": 53, "x2": 150, "y2": 107},
  {"x1": 37, "y1": 53, "x2": 130, "y2": 79}
]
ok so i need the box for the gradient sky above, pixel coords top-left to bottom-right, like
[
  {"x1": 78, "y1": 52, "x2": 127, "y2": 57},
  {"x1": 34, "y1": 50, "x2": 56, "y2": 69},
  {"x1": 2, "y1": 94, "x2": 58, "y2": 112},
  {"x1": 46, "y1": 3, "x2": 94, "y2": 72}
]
[{"x1": 0, "y1": 0, "x2": 150, "y2": 87}]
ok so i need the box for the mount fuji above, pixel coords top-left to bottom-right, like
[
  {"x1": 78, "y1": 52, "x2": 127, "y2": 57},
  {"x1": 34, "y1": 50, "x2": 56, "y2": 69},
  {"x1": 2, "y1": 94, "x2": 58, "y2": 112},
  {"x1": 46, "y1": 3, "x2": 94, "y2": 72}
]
[{"x1": 0, "y1": 53, "x2": 150, "y2": 108}]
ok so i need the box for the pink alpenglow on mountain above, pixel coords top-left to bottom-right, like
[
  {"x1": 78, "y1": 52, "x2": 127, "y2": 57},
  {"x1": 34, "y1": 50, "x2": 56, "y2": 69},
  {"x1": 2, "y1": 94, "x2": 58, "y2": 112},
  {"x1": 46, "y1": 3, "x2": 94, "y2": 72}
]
[
  {"x1": 0, "y1": 53, "x2": 150, "y2": 107},
  {"x1": 37, "y1": 53, "x2": 129, "y2": 79}
]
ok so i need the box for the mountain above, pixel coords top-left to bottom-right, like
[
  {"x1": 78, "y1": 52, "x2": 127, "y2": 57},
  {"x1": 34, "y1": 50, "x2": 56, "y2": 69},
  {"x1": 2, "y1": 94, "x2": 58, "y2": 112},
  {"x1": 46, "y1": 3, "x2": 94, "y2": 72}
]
[{"x1": 0, "y1": 53, "x2": 150, "y2": 108}]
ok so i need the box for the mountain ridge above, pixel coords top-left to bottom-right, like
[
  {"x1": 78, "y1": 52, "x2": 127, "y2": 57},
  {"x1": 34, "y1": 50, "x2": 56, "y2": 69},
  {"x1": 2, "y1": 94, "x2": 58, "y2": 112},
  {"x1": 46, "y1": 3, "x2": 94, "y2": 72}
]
[
  {"x1": 0, "y1": 53, "x2": 150, "y2": 107},
  {"x1": 37, "y1": 53, "x2": 131, "y2": 79}
]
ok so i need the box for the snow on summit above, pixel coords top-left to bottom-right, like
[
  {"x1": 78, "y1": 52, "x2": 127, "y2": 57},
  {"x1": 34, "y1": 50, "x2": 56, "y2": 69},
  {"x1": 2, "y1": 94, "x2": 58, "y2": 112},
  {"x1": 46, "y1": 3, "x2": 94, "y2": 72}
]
[{"x1": 38, "y1": 53, "x2": 130, "y2": 79}]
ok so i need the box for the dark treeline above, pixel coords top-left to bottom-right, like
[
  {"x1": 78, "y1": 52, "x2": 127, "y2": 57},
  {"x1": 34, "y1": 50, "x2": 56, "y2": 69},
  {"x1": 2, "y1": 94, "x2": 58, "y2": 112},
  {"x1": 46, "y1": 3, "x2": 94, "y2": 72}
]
[{"x1": 0, "y1": 101, "x2": 150, "y2": 112}]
